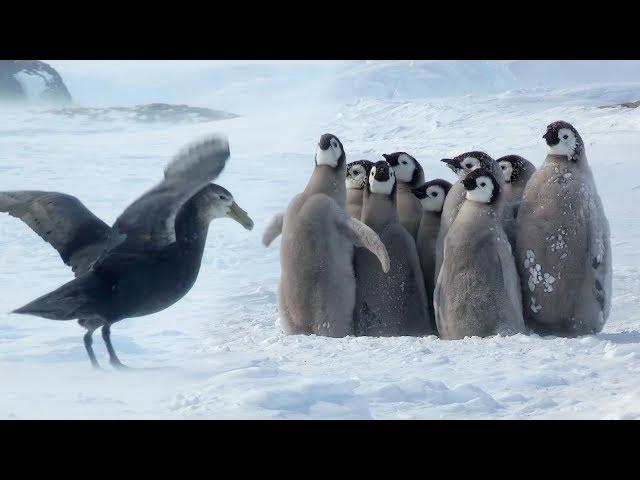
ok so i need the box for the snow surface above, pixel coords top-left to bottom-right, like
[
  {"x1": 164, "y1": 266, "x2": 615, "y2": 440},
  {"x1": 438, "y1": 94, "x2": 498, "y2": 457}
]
[{"x1": 2, "y1": 61, "x2": 640, "y2": 419}]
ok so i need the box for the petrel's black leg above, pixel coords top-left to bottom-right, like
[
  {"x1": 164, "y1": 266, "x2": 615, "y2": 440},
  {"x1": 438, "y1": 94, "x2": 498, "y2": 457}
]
[
  {"x1": 83, "y1": 328, "x2": 101, "y2": 369},
  {"x1": 78, "y1": 319, "x2": 102, "y2": 369},
  {"x1": 101, "y1": 323, "x2": 129, "y2": 369}
]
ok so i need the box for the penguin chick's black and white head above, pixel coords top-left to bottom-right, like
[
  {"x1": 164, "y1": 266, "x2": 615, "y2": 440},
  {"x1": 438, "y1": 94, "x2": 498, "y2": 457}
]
[
  {"x1": 543, "y1": 121, "x2": 584, "y2": 162},
  {"x1": 315, "y1": 133, "x2": 345, "y2": 168},
  {"x1": 382, "y1": 152, "x2": 421, "y2": 184},
  {"x1": 462, "y1": 168, "x2": 500, "y2": 204},
  {"x1": 441, "y1": 151, "x2": 494, "y2": 180},
  {"x1": 412, "y1": 179, "x2": 452, "y2": 213},
  {"x1": 346, "y1": 160, "x2": 374, "y2": 190},
  {"x1": 197, "y1": 183, "x2": 254, "y2": 230},
  {"x1": 368, "y1": 161, "x2": 396, "y2": 195},
  {"x1": 497, "y1": 155, "x2": 527, "y2": 183}
]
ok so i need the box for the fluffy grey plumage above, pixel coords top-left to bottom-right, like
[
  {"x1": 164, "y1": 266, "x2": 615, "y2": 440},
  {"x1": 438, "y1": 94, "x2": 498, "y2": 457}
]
[
  {"x1": 354, "y1": 161, "x2": 432, "y2": 337},
  {"x1": 381, "y1": 152, "x2": 425, "y2": 239},
  {"x1": 346, "y1": 160, "x2": 374, "y2": 219},
  {"x1": 515, "y1": 121, "x2": 612, "y2": 336},
  {"x1": 412, "y1": 178, "x2": 452, "y2": 329},
  {"x1": 497, "y1": 155, "x2": 537, "y2": 249},
  {"x1": 271, "y1": 134, "x2": 390, "y2": 337},
  {"x1": 435, "y1": 168, "x2": 525, "y2": 339},
  {"x1": 435, "y1": 151, "x2": 505, "y2": 283}
]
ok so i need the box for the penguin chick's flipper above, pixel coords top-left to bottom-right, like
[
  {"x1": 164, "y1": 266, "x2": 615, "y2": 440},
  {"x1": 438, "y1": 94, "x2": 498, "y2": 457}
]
[
  {"x1": 338, "y1": 215, "x2": 390, "y2": 273},
  {"x1": 262, "y1": 211, "x2": 284, "y2": 247}
]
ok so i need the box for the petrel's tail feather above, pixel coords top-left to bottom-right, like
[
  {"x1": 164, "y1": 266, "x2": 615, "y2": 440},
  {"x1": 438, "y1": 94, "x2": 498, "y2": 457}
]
[{"x1": 12, "y1": 273, "x2": 107, "y2": 321}]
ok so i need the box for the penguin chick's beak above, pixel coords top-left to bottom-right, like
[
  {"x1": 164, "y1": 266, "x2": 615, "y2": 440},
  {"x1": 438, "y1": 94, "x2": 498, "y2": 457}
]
[
  {"x1": 382, "y1": 154, "x2": 398, "y2": 166},
  {"x1": 441, "y1": 158, "x2": 460, "y2": 172},
  {"x1": 227, "y1": 202, "x2": 254, "y2": 230},
  {"x1": 373, "y1": 168, "x2": 391, "y2": 182},
  {"x1": 318, "y1": 134, "x2": 332, "y2": 151},
  {"x1": 411, "y1": 188, "x2": 426, "y2": 199},
  {"x1": 462, "y1": 177, "x2": 477, "y2": 191},
  {"x1": 543, "y1": 130, "x2": 559, "y2": 146}
]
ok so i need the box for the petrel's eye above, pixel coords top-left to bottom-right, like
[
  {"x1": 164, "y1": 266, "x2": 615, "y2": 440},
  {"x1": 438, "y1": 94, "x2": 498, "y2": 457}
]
[{"x1": 562, "y1": 135, "x2": 569, "y2": 140}]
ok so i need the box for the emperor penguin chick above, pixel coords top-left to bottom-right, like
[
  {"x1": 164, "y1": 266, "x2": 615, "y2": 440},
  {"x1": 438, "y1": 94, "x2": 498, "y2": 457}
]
[
  {"x1": 381, "y1": 152, "x2": 425, "y2": 239},
  {"x1": 354, "y1": 161, "x2": 432, "y2": 337},
  {"x1": 497, "y1": 155, "x2": 536, "y2": 209},
  {"x1": 412, "y1": 178, "x2": 452, "y2": 325},
  {"x1": 346, "y1": 160, "x2": 374, "y2": 219},
  {"x1": 435, "y1": 151, "x2": 505, "y2": 282},
  {"x1": 497, "y1": 155, "x2": 536, "y2": 249},
  {"x1": 515, "y1": 121, "x2": 612, "y2": 336},
  {"x1": 434, "y1": 168, "x2": 525, "y2": 339},
  {"x1": 264, "y1": 134, "x2": 390, "y2": 337}
]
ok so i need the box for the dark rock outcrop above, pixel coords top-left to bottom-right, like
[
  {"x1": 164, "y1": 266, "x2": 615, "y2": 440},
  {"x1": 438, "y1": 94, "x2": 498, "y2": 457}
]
[
  {"x1": 47, "y1": 103, "x2": 238, "y2": 124},
  {"x1": 599, "y1": 100, "x2": 640, "y2": 109},
  {"x1": 0, "y1": 60, "x2": 72, "y2": 106}
]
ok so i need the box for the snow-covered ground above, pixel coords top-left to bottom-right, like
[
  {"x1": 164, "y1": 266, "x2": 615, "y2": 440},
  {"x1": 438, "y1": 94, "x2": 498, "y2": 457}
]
[{"x1": 1, "y1": 61, "x2": 640, "y2": 419}]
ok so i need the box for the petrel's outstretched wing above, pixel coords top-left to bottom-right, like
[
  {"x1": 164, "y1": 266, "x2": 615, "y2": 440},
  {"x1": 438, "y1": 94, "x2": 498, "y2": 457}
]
[
  {"x1": 94, "y1": 135, "x2": 230, "y2": 275},
  {"x1": 0, "y1": 191, "x2": 111, "y2": 276}
]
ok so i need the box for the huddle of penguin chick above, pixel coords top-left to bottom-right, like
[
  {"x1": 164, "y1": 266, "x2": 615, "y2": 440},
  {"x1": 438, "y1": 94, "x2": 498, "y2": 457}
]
[{"x1": 265, "y1": 120, "x2": 612, "y2": 340}]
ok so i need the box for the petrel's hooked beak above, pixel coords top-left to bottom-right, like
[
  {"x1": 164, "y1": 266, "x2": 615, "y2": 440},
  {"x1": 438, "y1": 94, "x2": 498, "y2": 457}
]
[{"x1": 227, "y1": 202, "x2": 254, "y2": 230}]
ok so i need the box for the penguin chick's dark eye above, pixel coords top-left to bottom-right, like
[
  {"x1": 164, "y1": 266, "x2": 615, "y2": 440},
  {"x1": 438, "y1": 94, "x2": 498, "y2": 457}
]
[
  {"x1": 562, "y1": 135, "x2": 569, "y2": 139},
  {"x1": 480, "y1": 182, "x2": 486, "y2": 187},
  {"x1": 402, "y1": 161, "x2": 408, "y2": 165},
  {"x1": 353, "y1": 170, "x2": 360, "y2": 175},
  {"x1": 465, "y1": 163, "x2": 472, "y2": 168},
  {"x1": 501, "y1": 165, "x2": 506, "y2": 169},
  {"x1": 219, "y1": 195, "x2": 227, "y2": 200},
  {"x1": 431, "y1": 192, "x2": 438, "y2": 197}
]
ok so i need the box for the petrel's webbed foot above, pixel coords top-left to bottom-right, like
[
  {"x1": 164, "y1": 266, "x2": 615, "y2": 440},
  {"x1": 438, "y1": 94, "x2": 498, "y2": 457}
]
[
  {"x1": 101, "y1": 323, "x2": 130, "y2": 370},
  {"x1": 110, "y1": 359, "x2": 130, "y2": 370}
]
